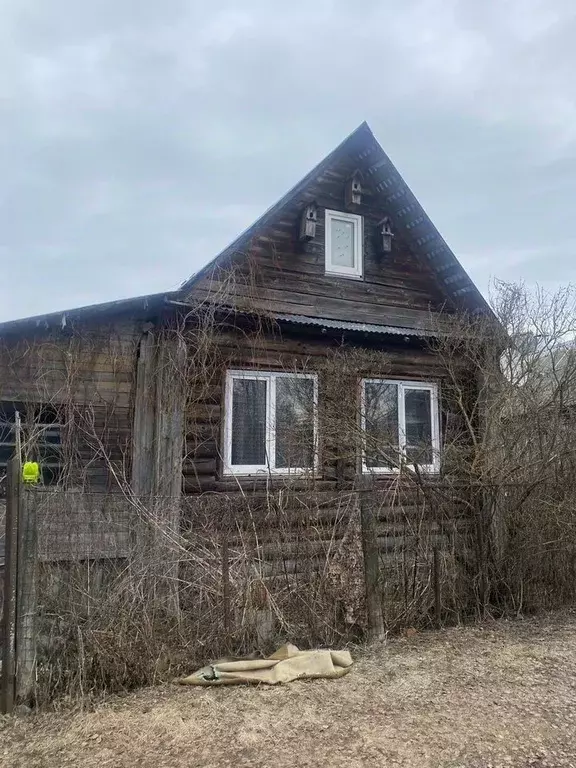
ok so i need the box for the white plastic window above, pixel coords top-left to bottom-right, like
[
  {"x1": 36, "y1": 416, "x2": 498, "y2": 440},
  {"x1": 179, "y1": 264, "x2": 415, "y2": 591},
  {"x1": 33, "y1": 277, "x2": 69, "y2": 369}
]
[
  {"x1": 361, "y1": 379, "x2": 440, "y2": 473},
  {"x1": 325, "y1": 209, "x2": 363, "y2": 278},
  {"x1": 223, "y1": 371, "x2": 318, "y2": 475}
]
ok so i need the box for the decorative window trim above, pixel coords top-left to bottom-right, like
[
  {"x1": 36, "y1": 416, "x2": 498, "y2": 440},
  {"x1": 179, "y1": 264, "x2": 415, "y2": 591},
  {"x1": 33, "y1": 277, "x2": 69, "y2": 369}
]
[
  {"x1": 325, "y1": 209, "x2": 363, "y2": 278},
  {"x1": 360, "y1": 379, "x2": 440, "y2": 474},
  {"x1": 223, "y1": 370, "x2": 319, "y2": 476}
]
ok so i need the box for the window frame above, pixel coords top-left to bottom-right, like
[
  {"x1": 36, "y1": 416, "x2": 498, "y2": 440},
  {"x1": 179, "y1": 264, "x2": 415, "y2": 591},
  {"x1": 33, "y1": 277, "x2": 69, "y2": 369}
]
[
  {"x1": 361, "y1": 379, "x2": 440, "y2": 474},
  {"x1": 223, "y1": 370, "x2": 319, "y2": 476},
  {"x1": 325, "y1": 209, "x2": 363, "y2": 278}
]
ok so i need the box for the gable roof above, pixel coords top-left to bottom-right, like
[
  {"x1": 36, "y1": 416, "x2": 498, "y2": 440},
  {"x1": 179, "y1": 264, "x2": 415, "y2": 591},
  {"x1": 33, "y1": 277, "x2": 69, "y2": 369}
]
[
  {"x1": 180, "y1": 121, "x2": 491, "y2": 317},
  {"x1": 1, "y1": 122, "x2": 491, "y2": 333}
]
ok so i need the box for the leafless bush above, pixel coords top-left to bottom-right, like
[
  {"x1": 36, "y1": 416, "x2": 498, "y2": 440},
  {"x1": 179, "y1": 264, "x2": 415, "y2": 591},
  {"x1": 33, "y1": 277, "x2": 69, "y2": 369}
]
[
  {"x1": 426, "y1": 281, "x2": 576, "y2": 615},
  {"x1": 31, "y1": 487, "x2": 370, "y2": 703},
  {"x1": 5, "y1": 275, "x2": 576, "y2": 705},
  {"x1": 31, "y1": 483, "x2": 470, "y2": 704}
]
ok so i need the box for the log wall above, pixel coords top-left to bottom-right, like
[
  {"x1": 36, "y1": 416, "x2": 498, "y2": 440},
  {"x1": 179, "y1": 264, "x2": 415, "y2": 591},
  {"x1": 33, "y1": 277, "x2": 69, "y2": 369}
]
[
  {"x1": 0, "y1": 320, "x2": 142, "y2": 491},
  {"x1": 187, "y1": 146, "x2": 455, "y2": 330},
  {"x1": 182, "y1": 325, "x2": 461, "y2": 494}
]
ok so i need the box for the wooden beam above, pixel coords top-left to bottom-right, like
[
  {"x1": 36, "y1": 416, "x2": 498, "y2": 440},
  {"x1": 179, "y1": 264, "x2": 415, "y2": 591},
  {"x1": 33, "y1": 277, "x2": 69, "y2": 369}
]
[
  {"x1": 15, "y1": 488, "x2": 38, "y2": 703},
  {"x1": 146, "y1": 332, "x2": 187, "y2": 614},
  {"x1": 358, "y1": 475, "x2": 385, "y2": 642},
  {"x1": 131, "y1": 331, "x2": 156, "y2": 497},
  {"x1": 154, "y1": 334, "x2": 187, "y2": 501},
  {"x1": 1, "y1": 458, "x2": 19, "y2": 714}
]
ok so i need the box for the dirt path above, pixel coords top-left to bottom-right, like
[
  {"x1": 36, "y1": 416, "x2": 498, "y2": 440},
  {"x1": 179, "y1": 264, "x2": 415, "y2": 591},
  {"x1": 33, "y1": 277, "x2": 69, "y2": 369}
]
[{"x1": 3, "y1": 612, "x2": 576, "y2": 767}]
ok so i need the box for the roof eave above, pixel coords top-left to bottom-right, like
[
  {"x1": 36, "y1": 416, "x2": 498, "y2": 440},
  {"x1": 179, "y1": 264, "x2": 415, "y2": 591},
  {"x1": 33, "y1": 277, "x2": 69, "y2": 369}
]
[{"x1": 0, "y1": 291, "x2": 179, "y2": 337}]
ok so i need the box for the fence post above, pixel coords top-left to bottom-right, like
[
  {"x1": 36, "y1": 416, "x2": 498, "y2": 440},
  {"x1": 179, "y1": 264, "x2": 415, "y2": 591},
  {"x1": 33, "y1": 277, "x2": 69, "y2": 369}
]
[
  {"x1": 15, "y1": 487, "x2": 38, "y2": 703},
  {"x1": 358, "y1": 475, "x2": 385, "y2": 641},
  {"x1": 221, "y1": 526, "x2": 231, "y2": 644},
  {"x1": 1, "y1": 458, "x2": 20, "y2": 714},
  {"x1": 433, "y1": 546, "x2": 442, "y2": 628}
]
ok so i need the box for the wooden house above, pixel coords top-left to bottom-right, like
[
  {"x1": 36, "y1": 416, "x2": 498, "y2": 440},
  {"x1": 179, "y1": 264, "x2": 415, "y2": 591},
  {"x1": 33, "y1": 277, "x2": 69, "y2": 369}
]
[{"x1": 0, "y1": 123, "x2": 492, "y2": 563}]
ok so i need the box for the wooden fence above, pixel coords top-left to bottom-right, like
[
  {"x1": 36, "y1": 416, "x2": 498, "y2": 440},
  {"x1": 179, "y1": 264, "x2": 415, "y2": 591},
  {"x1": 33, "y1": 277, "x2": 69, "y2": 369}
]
[
  {"x1": 1, "y1": 459, "x2": 37, "y2": 713},
  {"x1": 1, "y1": 477, "x2": 472, "y2": 707}
]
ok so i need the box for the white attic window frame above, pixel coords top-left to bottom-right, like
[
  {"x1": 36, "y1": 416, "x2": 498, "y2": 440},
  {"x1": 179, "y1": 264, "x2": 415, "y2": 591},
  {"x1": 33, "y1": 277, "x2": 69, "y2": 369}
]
[{"x1": 325, "y1": 209, "x2": 363, "y2": 278}]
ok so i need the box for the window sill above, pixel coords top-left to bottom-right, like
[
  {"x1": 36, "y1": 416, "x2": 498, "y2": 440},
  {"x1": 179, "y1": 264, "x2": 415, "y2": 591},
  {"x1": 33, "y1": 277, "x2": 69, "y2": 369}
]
[
  {"x1": 362, "y1": 468, "x2": 441, "y2": 476},
  {"x1": 324, "y1": 270, "x2": 364, "y2": 281},
  {"x1": 222, "y1": 468, "x2": 317, "y2": 477}
]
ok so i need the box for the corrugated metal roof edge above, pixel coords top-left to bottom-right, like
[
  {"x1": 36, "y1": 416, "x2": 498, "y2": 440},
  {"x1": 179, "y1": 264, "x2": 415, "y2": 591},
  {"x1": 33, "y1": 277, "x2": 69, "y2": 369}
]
[{"x1": 273, "y1": 313, "x2": 438, "y2": 337}]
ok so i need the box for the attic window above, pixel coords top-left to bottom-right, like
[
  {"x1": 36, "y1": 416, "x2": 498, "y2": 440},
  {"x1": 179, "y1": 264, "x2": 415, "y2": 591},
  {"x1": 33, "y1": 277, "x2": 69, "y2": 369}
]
[{"x1": 325, "y1": 209, "x2": 363, "y2": 278}]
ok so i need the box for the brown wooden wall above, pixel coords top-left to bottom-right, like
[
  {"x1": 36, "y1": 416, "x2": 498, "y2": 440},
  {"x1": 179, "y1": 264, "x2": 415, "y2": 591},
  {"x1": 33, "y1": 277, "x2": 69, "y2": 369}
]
[
  {"x1": 182, "y1": 325, "x2": 462, "y2": 495},
  {"x1": 187, "y1": 149, "x2": 454, "y2": 331},
  {"x1": 180, "y1": 320, "x2": 474, "y2": 631},
  {"x1": 0, "y1": 320, "x2": 142, "y2": 491}
]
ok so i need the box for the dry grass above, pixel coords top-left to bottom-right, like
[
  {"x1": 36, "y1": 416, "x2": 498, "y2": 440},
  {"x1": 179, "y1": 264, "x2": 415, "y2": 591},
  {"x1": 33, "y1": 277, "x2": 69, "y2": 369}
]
[{"x1": 4, "y1": 611, "x2": 576, "y2": 767}]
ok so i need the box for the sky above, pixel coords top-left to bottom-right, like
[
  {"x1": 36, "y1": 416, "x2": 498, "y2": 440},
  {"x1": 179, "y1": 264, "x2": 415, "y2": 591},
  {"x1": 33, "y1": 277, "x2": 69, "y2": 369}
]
[{"x1": 2, "y1": 0, "x2": 576, "y2": 322}]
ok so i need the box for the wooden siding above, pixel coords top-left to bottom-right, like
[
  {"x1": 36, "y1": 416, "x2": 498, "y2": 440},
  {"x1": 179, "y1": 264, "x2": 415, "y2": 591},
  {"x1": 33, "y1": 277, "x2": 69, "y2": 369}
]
[
  {"x1": 35, "y1": 490, "x2": 131, "y2": 561},
  {"x1": 187, "y1": 150, "x2": 454, "y2": 330},
  {"x1": 180, "y1": 482, "x2": 472, "y2": 633},
  {"x1": 0, "y1": 321, "x2": 142, "y2": 491},
  {"x1": 182, "y1": 327, "x2": 461, "y2": 495}
]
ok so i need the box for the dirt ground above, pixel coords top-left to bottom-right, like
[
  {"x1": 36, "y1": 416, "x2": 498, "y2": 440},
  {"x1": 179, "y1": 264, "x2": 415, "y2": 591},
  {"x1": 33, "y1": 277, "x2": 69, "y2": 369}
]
[{"x1": 3, "y1": 612, "x2": 576, "y2": 767}]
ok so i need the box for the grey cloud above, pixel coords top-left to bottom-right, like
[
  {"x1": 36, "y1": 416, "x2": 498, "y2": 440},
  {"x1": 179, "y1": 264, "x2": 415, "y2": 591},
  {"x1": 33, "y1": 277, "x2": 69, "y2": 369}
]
[{"x1": 1, "y1": 0, "x2": 576, "y2": 320}]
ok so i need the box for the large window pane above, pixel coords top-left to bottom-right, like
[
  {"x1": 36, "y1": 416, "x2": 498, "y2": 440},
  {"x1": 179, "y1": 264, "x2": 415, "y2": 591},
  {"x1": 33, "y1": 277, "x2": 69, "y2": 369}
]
[
  {"x1": 330, "y1": 218, "x2": 355, "y2": 267},
  {"x1": 231, "y1": 379, "x2": 267, "y2": 466},
  {"x1": 364, "y1": 382, "x2": 399, "y2": 468},
  {"x1": 275, "y1": 377, "x2": 315, "y2": 469},
  {"x1": 404, "y1": 388, "x2": 433, "y2": 466}
]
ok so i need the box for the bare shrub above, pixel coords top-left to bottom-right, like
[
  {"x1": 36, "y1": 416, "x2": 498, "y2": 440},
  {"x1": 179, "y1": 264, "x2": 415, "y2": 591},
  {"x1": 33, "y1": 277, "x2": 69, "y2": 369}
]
[
  {"x1": 6, "y1": 276, "x2": 576, "y2": 706},
  {"x1": 426, "y1": 281, "x2": 576, "y2": 616}
]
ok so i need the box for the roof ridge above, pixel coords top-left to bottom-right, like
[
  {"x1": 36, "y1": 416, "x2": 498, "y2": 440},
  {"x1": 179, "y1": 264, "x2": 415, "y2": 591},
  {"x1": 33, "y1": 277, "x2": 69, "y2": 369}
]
[{"x1": 179, "y1": 122, "x2": 374, "y2": 292}]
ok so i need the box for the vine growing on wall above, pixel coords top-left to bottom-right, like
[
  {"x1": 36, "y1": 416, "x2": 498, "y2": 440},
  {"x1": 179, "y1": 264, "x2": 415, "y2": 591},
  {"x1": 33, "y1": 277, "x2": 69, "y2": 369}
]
[{"x1": 4, "y1": 264, "x2": 576, "y2": 703}]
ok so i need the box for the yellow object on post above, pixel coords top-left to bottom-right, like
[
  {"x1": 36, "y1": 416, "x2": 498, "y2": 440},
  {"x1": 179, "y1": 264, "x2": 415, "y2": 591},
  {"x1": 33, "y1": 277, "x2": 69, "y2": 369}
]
[{"x1": 22, "y1": 461, "x2": 40, "y2": 484}]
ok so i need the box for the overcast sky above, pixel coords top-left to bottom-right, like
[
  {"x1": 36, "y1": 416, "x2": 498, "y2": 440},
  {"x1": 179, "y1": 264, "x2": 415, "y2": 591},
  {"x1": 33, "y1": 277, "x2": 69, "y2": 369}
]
[{"x1": 1, "y1": 0, "x2": 576, "y2": 321}]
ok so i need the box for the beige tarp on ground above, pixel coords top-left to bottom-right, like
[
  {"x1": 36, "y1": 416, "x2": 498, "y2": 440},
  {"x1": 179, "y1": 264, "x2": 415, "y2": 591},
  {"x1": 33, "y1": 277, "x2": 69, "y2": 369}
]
[{"x1": 176, "y1": 643, "x2": 353, "y2": 686}]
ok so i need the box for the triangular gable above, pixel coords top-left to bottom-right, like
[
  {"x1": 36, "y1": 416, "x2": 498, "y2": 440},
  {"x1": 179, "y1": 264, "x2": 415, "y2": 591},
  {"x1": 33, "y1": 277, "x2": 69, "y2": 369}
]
[
  {"x1": 180, "y1": 122, "x2": 491, "y2": 318},
  {"x1": 0, "y1": 123, "x2": 491, "y2": 334}
]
